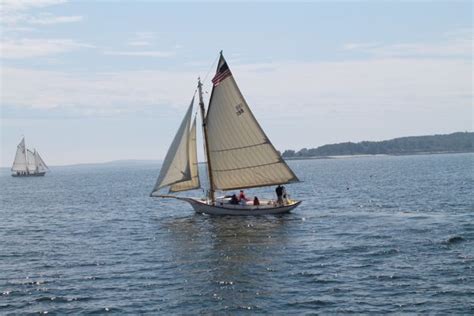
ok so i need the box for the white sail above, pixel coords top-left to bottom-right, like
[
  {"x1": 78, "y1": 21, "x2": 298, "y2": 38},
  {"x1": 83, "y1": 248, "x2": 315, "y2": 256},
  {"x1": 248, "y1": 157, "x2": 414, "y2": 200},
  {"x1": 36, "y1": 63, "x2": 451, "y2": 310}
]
[
  {"x1": 11, "y1": 138, "x2": 28, "y2": 172},
  {"x1": 151, "y1": 98, "x2": 195, "y2": 195},
  {"x1": 34, "y1": 151, "x2": 49, "y2": 172},
  {"x1": 205, "y1": 55, "x2": 299, "y2": 191},
  {"x1": 27, "y1": 149, "x2": 37, "y2": 172},
  {"x1": 170, "y1": 117, "x2": 200, "y2": 192}
]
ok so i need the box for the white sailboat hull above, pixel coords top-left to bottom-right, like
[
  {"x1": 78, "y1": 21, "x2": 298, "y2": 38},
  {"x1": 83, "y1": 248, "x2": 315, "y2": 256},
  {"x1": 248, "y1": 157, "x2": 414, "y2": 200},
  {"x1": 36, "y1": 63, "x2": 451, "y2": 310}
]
[{"x1": 157, "y1": 196, "x2": 302, "y2": 216}]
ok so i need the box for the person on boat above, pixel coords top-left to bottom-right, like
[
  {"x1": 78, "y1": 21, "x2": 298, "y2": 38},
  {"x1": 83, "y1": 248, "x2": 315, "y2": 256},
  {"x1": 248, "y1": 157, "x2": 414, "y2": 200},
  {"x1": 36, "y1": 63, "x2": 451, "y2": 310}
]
[
  {"x1": 276, "y1": 185, "x2": 285, "y2": 205},
  {"x1": 253, "y1": 196, "x2": 260, "y2": 206},
  {"x1": 230, "y1": 194, "x2": 239, "y2": 205},
  {"x1": 239, "y1": 190, "x2": 249, "y2": 202},
  {"x1": 283, "y1": 187, "x2": 289, "y2": 204}
]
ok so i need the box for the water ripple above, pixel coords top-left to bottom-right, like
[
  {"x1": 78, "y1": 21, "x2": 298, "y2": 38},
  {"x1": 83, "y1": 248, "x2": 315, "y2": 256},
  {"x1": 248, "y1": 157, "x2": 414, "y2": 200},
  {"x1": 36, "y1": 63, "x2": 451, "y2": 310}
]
[{"x1": 1, "y1": 153, "x2": 473, "y2": 314}]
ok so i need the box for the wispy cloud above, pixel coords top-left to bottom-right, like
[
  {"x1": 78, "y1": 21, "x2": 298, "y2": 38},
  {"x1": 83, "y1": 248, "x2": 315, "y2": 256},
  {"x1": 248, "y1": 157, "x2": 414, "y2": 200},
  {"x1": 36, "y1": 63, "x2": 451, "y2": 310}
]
[
  {"x1": 2, "y1": 12, "x2": 83, "y2": 26},
  {"x1": 2, "y1": 58, "x2": 471, "y2": 118},
  {"x1": 1, "y1": 38, "x2": 92, "y2": 58},
  {"x1": 126, "y1": 32, "x2": 156, "y2": 47},
  {"x1": 343, "y1": 42, "x2": 379, "y2": 51},
  {"x1": 343, "y1": 31, "x2": 472, "y2": 58},
  {"x1": 0, "y1": 0, "x2": 67, "y2": 12},
  {"x1": 127, "y1": 41, "x2": 152, "y2": 47},
  {"x1": 0, "y1": 0, "x2": 75, "y2": 26},
  {"x1": 27, "y1": 13, "x2": 83, "y2": 25},
  {"x1": 0, "y1": 0, "x2": 90, "y2": 59},
  {"x1": 103, "y1": 50, "x2": 175, "y2": 58},
  {"x1": 1, "y1": 67, "x2": 197, "y2": 112}
]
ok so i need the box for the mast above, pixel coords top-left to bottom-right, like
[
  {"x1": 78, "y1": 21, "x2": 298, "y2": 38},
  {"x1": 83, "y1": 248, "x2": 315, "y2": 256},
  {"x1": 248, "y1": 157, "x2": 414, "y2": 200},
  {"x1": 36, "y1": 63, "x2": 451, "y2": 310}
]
[
  {"x1": 197, "y1": 77, "x2": 215, "y2": 203},
  {"x1": 24, "y1": 138, "x2": 29, "y2": 174}
]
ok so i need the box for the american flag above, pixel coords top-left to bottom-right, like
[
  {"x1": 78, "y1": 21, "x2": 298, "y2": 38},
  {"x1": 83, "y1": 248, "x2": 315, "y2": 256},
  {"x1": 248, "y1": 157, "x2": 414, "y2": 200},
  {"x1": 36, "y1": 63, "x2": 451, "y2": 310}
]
[{"x1": 211, "y1": 61, "x2": 232, "y2": 86}]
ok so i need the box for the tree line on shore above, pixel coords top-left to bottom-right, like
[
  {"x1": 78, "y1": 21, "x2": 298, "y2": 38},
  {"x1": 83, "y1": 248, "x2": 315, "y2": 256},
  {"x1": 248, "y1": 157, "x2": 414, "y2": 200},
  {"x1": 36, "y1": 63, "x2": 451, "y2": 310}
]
[{"x1": 282, "y1": 132, "x2": 474, "y2": 158}]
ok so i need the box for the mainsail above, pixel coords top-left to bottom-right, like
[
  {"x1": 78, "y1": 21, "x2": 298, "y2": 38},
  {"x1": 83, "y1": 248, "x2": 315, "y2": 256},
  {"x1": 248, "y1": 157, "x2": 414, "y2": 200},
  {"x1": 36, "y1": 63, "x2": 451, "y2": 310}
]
[
  {"x1": 151, "y1": 98, "x2": 197, "y2": 195},
  {"x1": 34, "y1": 151, "x2": 48, "y2": 172},
  {"x1": 170, "y1": 117, "x2": 200, "y2": 192},
  {"x1": 11, "y1": 138, "x2": 28, "y2": 172},
  {"x1": 27, "y1": 149, "x2": 37, "y2": 172},
  {"x1": 205, "y1": 54, "x2": 299, "y2": 191}
]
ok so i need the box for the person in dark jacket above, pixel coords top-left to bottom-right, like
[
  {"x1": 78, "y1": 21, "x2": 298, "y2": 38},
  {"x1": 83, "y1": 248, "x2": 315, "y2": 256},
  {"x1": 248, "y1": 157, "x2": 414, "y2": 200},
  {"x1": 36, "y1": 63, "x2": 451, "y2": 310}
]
[
  {"x1": 230, "y1": 194, "x2": 239, "y2": 204},
  {"x1": 275, "y1": 185, "x2": 285, "y2": 205},
  {"x1": 253, "y1": 196, "x2": 260, "y2": 206}
]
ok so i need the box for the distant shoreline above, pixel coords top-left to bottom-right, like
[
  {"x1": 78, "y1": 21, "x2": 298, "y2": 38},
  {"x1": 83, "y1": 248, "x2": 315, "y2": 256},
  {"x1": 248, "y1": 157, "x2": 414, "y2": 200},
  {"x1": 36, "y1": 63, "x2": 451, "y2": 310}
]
[
  {"x1": 283, "y1": 150, "x2": 474, "y2": 161},
  {"x1": 2, "y1": 132, "x2": 472, "y2": 168},
  {"x1": 282, "y1": 132, "x2": 473, "y2": 159},
  {"x1": 1, "y1": 151, "x2": 472, "y2": 170}
]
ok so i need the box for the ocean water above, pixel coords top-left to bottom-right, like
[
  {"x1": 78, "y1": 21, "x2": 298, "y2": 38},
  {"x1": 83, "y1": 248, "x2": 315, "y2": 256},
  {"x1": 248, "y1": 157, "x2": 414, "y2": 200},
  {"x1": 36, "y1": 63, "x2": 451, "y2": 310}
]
[{"x1": 1, "y1": 153, "x2": 473, "y2": 314}]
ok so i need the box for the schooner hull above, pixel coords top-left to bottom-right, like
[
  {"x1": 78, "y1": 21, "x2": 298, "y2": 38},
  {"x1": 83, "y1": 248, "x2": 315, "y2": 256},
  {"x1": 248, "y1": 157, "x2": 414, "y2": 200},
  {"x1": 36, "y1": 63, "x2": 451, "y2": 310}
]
[
  {"x1": 12, "y1": 172, "x2": 46, "y2": 177},
  {"x1": 168, "y1": 197, "x2": 302, "y2": 216}
]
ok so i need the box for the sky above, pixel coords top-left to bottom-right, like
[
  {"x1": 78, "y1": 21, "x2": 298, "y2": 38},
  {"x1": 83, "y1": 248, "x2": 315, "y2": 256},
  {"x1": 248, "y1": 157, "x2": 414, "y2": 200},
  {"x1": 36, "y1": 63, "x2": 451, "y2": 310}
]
[{"x1": 1, "y1": 0, "x2": 472, "y2": 166}]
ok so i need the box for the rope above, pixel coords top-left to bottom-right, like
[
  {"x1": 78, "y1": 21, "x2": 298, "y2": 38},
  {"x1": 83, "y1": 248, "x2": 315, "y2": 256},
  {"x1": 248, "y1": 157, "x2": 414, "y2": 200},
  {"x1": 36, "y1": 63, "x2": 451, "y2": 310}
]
[{"x1": 200, "y1": 53, "x2": 219, "y2": 91}]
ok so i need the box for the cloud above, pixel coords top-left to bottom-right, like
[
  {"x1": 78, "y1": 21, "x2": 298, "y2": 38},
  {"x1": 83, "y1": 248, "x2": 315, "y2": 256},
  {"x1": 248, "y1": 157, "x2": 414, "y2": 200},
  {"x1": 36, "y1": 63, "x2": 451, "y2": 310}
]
[
  {"x1": 2, "y1": 13, "x2": 83, "y2": 26},
  {"x1": 0, "y1": 0, "x2": 67, "y2": 12},
  {"x1": 127, "y1": 41, "x2": 152, "y2": 47},
  {"x1": 0, "y1": 0, "x2": 89, "y2": 59},
  {"x1": 1, "y1": 0, "x2": 82, "y2": 31},
  {"x1": 234, "y1": 59, "x2": 472, "y2": 117},
  {"x1": 343, "y1": 31, "x2": 472, "y2": 58},
  {"x1": 1, "y1": 67, "x2": 198, "y2": 112},
  {"x1": 103, "y1": 50, "x2": 175, "y2": 57},
  {"x1": 126, "y1": 32, "x2": 156, "y2": 47},
  {"x1": 1, "y1": 0, "x2": 70, "y2": 26},
  {"x1": 343, "y1": 42, "x2": 379, "y2": 50},
  {"x1": 27, "y1": 13, "x2": 83, "y2": 25},
  {"x1": 2, "y1": 58, "x2": 471, "y2": 119},
  {"x1": 1, "y1": 38, "x2": 92, "y2": 58}
]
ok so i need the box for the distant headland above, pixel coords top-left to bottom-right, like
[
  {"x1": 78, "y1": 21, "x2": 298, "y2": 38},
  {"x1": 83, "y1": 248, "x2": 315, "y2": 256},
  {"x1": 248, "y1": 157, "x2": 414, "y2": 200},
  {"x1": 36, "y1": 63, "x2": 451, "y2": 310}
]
[{"x1": 282, "y1": 132, "x2": 474, "y2": 159}]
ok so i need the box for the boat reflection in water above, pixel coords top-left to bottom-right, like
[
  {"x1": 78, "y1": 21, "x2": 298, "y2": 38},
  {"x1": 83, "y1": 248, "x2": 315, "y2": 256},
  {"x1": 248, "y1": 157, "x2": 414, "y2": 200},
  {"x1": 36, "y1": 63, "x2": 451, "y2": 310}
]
[{"x1": 160, "y1": 213, "x2": 292, "y2": 310}]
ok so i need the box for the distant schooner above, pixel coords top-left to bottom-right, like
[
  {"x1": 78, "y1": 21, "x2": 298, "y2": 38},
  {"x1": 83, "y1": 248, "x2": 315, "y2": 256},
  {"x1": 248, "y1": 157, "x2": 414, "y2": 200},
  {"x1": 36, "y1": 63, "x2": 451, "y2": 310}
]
[
  {"x1": 11, "y1": 137, "x2": 49, "y2": 177},
  {"x1": 151, "y1": 52, "x2": 301, "y2": 215}
]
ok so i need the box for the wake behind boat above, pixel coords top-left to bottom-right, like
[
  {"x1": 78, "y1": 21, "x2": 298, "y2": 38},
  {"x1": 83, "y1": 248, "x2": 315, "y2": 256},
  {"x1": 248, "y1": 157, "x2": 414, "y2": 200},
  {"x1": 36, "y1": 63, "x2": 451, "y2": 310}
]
[
  {"x1": 150, "y1": 52, "x2": 301, "y2": 215},
  {"x1": 11, "y1": 137, "x2": 49, "y2": 177}
]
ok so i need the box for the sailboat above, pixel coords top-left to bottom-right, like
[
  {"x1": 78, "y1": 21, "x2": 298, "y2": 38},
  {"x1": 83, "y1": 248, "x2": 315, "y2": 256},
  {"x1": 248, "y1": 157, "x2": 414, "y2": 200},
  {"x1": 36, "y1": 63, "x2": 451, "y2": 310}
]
[
  {"x1": 11, "y1": 137, "x2": 49, "y2": 177},
  {"x1": 151, "y1": 52, "x2": 301, "y2": 215}
]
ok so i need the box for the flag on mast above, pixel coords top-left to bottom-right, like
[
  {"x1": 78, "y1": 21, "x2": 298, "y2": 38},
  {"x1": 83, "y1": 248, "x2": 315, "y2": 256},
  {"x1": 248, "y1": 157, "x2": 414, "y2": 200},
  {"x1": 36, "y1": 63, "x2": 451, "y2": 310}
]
[{"x1": 211, "y1": 61, "x2": 232, "y2": 86}]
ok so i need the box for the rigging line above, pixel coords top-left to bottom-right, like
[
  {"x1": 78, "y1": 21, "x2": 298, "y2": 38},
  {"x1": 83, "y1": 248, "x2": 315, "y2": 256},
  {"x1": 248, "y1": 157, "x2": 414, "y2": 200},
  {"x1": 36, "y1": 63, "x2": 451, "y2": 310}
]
[
  {"x1": 192, "y1": 89, "x2": 199, "y2": 116},
  {"x1": 211, "y1": 142, "x2": 268, "y2": 153},
  {"x1": 200, "y1": 53, "x2": 220, "y2": 90},
  {"x1": 213, "y1": 161, "x2": 283, "y2": 172}
]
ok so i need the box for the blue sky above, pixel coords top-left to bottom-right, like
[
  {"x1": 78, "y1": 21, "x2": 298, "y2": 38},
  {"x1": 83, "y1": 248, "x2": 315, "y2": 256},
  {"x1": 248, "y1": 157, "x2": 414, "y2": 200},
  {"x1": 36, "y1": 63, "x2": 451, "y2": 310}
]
[{"x1": 1, "y1": 0, "x2": 472, "y2": 166}]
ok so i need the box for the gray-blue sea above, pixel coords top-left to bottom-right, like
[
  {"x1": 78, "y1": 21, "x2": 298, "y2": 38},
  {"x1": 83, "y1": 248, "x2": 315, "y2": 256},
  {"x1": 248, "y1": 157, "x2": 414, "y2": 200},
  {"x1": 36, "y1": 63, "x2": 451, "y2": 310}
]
[{"x1": 1, "y1": 153, "x2": 473, "y2": 314}]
